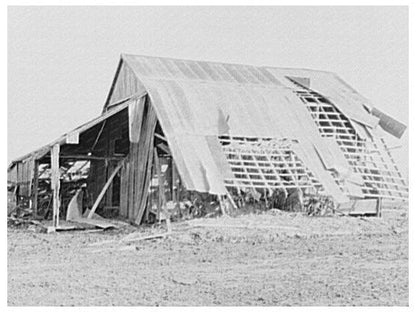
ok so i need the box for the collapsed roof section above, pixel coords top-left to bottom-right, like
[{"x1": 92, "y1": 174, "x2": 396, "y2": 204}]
[{"x1": 101, "y1": 54, "x2": 407, "y2": 202}]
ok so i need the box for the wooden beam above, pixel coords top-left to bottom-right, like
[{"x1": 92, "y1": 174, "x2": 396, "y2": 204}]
[
  {"x1": 87, "y1": 159, "x2": 125, "y2": 219},
  {"x1": 119, "y1": 160, "x2": 129, "y2": 218},
  {"x1": 134, "y1": 126, "x2": 156, "y2": 224},
  {"x1": 153, "y1": 148, "x2": 164, "y2": 223},
  {"x1": 171, "y1": 159, "x2": 181, "y2": 218},
  {"x1": 217, "y1": 195, "x2": 227, "y2": 216},
  {"x1": 154, "y1": 133, "x2": 167, "y2": 142},
  {"x1": 51, "y1": 144, "x2": 60, "y2": 227},
  {"x1": 156, "y1": 143, "x2": 170, "y2": 155},
  {"x1": 90, "y1": 120, "x2": 107, "y2": 152},
  {"x1": 32, "y1": 160, "x2": 39, "y2": 217},
  {"x1": 43, "y1": 155, "x2": 125, "y2": 161},
  {"x1": 172, "y1": 158, "x2": 176, "y2": 203}
]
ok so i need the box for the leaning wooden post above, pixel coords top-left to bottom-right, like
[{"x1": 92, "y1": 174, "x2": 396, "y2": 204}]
[
  {"x1": 376, "y1": 198, "x2": 382, "y2": 217},
  {"x1": 51, "y1": 144, "x2": 61, "y2": 227},
  {"x1": 32, "y1": 160, "x2": 39, "y2": 217},
  {"x1": 217, "y1": 195, "x2": 227, "y2": 215},
  {"x1": 153, "y1": 148, "x2": 163, "y2": 223},
  {"x1": 171, "y1": 159, "x2": 181, "y2": 217},
  {"x1": 171, "y1": 158, "x2": 176, "y2": 203}
]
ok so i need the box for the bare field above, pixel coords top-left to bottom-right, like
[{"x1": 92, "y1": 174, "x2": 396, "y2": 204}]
[{"x1": 8, "y1": 205, "x2": 408, "y2": 306}]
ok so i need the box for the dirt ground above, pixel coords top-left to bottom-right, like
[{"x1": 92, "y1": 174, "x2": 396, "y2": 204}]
[{"x1": 8, "y1": 202, "x2": 408, "y2": 306}]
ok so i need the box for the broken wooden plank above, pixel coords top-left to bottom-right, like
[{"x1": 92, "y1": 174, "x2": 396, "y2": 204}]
[
  {"x1": 72, "y1": 217, "x2": 117, "y2": 230},
  {"x1": 187, "y1": 221, "x2": 299, "y2": 231},
  {"x1": 121, "y1": 232, "x2": 170, "y2": 242},
  {"x1": 87, "y1": 159, "x2": 125, "y2": 219},
  {"x1": 55, "y1": 225, "x2": 78, "y2": 232},
  {"x1": 134, "y1": 103, "x2": 157, "y2": 224},
  {"x1": 134, "y1": 129, "x2": 156, "y2": 224}
]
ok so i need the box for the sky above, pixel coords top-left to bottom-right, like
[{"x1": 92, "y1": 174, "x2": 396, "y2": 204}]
[{"x1": 7, "y1": 6, "x2": 409, "y2": 176}]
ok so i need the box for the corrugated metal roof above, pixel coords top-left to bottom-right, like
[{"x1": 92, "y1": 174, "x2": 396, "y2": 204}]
[
  {"x1": 122, "y1": 54, "x2": 350, "y2": 202},
  {"x1": 263, "y1": 67, "x2": 380, "y2": 129},
  {"x1": 122, "y1": 54, "x2": 284, "y2": 87}
]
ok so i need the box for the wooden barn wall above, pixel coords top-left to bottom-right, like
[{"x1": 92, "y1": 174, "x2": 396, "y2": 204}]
[
  {"x1": 86, "y1": 108, "x2": 129, "y2": 210},
  {"x1": 8, "y1": 165, "x2": 18, "y2": 183},
  {"x1": 15, "y1": 157, "x2": 35, "y2": 197},
  {"x1": 108, "y1": 61, "x2": 142, "y2": 109},
  {"x1": 119, "y1": 97, "x2": 157, "y2": 223}
]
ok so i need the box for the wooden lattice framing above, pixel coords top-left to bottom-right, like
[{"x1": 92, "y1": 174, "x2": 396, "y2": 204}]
[
  {"x1": 219, "y1": 136, "x2": 323, "y2": 193},
  {"x1": 287, "y1": 78, "x2": 408, "y2": 200}
]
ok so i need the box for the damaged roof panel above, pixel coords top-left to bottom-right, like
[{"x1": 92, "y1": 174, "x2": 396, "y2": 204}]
[
  {"x1": 125, "y1": 55, "x2": 349, "y2": 201},
  {"x1": 371, "y1": 107, "x2": 407, "y2": 139},
  {"x1": 264, "y1": 68, "x2": 380, "y2": 129}
]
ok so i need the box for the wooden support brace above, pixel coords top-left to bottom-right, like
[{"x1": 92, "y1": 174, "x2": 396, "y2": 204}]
[
  {"x1": 155, "y1": 133, "x2": 168, "y2": 142},
  {"x1": 226, "y1": 191, "x2": 238, "y2": 211},
  {"x1": 171, "y1": 159, "x2": 181, "y2": 217},
  {"x1": 157, "y1": 143, "x2": 171, "y2": 155},
  {"x1": 218, "y1": 195, "x2": 227, "y2": 216},
  {"x1": 87, "y1": 159, "x2": 125, "y2": 219},
  {"x1": 32, "y1": 160, "x2": 39, "y2": 217}
]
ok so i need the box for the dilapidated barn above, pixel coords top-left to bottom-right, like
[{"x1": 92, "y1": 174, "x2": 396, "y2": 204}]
[{"x1": 8, "y1": 54, "x2": 408, "y2": 226}]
